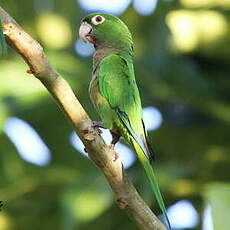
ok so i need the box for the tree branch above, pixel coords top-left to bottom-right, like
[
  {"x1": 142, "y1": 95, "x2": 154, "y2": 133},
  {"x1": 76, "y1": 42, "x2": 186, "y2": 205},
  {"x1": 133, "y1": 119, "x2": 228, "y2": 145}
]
[{"x1": 0, "y1": 6, "x2": 166, "y2": 230}]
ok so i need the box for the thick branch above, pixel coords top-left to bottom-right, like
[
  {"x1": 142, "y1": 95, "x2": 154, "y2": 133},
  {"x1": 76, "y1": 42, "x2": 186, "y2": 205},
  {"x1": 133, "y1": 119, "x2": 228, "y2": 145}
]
[{"x1": 0, "y1": 6, "x2": 166, "y2": 230}]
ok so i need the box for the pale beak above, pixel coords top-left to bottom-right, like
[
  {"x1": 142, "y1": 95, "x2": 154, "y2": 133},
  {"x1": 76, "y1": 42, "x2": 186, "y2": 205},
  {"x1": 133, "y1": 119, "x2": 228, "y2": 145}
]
[{"x1": 79, "y1": 21, "x2": 93, "y2": 43}]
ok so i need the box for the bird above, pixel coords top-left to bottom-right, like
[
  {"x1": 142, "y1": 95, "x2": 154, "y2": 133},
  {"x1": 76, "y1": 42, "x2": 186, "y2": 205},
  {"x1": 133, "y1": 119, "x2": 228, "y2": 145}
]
[{"x1": 79, "y1": 13, "x2": 171, "y2": 229}]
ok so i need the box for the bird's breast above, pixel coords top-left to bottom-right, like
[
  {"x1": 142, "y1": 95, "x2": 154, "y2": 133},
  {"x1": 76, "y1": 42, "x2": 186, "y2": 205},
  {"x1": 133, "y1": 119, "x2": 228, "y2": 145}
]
[{"x1": 89, "y1": 74, "x2": 103, "y2": 113}]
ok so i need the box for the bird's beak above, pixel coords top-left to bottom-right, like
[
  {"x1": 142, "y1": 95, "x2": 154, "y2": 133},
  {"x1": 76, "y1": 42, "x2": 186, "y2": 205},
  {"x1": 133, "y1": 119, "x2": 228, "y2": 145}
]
[{"x1": 79, "y1": 21, "x2": 93, "y2": 43}]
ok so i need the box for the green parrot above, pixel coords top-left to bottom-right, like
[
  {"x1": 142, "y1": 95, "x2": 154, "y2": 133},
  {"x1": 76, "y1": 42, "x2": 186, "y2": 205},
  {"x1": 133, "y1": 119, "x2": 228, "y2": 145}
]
[
  {"x1": 79, "y1": 13, "x2": 171, "y2": 229},
  {"x1": 0, "y1": 18, "x2": 7, "y2": 54}
]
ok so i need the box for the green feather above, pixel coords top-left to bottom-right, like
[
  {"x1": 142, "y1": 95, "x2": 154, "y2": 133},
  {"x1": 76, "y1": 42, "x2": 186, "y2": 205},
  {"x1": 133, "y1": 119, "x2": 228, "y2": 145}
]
[
  {"x1": 0, "y1": 18, "x2": 7, "y2": 55},
  {"x1": 132, "y1": 140, "x2": 171, "y2": 229}
]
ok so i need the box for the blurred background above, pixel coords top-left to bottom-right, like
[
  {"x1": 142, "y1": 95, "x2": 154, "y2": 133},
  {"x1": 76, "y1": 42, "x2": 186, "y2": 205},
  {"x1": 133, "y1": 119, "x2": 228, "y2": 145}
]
[{"x1": 0, "y1": 0, "x2": 230, "y2": 229}]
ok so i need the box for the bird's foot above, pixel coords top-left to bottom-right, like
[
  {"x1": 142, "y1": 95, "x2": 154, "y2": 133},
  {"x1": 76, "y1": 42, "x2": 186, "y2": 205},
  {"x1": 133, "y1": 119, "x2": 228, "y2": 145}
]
[
  {"x1": 92, "y1": 121, "x2": 104, "y2": 128},
  {"x1": 110, "y1": 131, "x2": 121, "y2": 147},
  {"x1": 91, "y1": 121, "x2": 104, "y2": 134},
  {"x1": 109, "y1": 144, "x2": 115, "y2": 150}
]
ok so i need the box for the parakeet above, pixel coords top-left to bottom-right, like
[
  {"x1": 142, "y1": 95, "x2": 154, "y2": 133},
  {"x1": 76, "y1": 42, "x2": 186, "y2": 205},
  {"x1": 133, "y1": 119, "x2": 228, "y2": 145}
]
[
  {"x1": 79, "y1": 13, "x2": 171, "y2": 229},
  {"x1": 0, "y1": 18, "x2": 7, "y2": 55}
]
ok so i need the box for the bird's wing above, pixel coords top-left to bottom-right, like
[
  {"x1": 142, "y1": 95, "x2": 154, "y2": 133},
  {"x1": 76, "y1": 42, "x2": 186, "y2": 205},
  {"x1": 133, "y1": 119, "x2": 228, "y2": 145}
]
[
  {"x1": 98, "y1": 54, "x2": 153, "y2": 161},
  {"x1": 99, "y1": 54, "x2": 141, "y2": 115}
]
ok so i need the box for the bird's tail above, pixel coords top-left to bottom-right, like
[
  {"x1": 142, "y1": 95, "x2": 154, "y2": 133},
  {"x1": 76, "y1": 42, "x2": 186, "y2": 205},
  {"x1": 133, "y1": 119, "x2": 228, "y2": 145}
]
[
  {"x1": 0, "y1": 19, "x2": 7, "y2": 55},
  {"x1": 132, "y1": 139, "x2": 171, "y2": 230},
  {"x1": 116, "y1": 109, "x2": 171, "y2": 228}
]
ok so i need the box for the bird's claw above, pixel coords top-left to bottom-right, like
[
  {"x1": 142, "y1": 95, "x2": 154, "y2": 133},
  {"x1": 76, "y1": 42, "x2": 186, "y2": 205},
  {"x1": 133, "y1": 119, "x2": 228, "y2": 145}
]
[
  {"x1": 109, "y1": 144, "x2": 115, "y2": 150},
  {"x1": 92, "y1": 121, "x2": 103, "y2": 134},
  {"x1": 92, "y1": 121, "x2": 104, "y2": 128}
]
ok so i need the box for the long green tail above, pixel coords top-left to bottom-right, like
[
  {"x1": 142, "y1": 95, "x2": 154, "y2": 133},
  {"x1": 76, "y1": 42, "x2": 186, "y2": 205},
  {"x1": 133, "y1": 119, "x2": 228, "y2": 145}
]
[
  {"x1": 132, "y1": 140, "x2": 171, "y2": 230},
  {"x1": 0, "y1": 19, "x2": 7, "y2": 55},
  {"x1": 116, "y1": 109, "x2": 171, "y2": 228}
]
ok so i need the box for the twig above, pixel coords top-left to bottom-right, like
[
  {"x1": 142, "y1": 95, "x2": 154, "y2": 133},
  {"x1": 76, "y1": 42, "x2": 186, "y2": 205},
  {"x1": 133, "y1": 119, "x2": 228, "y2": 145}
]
[{"x1": 0, "y1": 6, "x2": 166, "y2": 230}]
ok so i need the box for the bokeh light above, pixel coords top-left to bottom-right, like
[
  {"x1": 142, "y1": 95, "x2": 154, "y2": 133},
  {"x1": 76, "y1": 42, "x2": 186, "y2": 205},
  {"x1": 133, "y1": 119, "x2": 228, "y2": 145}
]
[
  {"x1": 36, "y1": 13, "x2": 72, "y2": 50},
  {"x1": 166, "y1": 11, "x2": 198, "y2": 52},
  {"x1": 0, "y1": 213, "x2": 11, "y2": 230},
  {"x1": 70, "y1": 131, "x2": 86, "y2": 157},
  {"x1": 75, "y1": 39, "x2": 95, "y2": 57},
  {"x1": 166, "y1": 10, "x2": 228, "y2": 52},
  {"x1": 77, "y1": 0, "x2": 132, "y2": 15},
  {"x1": 133, "y1": 0, "x2": 158, "y2": 15},
  {"x1": 167, "y1": 200, "x2": 199, "y2": 229},
  {"x1": 4, "y1": 117, "x2": 51, "y2": 166},
  {"x1": 72, "y1": 188, "x2": 112, "y2": 222},
  {"x1": 180, "y1": 0, "x2": 230, "y2": 9},
  {"x1": 143, "y1": 106, "x2": 163, "y2": 131},
  {"x1": 114, "y1": 142, "x2": 136, "y2": 169},
  {"x1": 199, "y1": 11, "x2": 228, "y2": 43},
  {"x1": 203, "y1": 205, "x2": 214, "y2": 230}
]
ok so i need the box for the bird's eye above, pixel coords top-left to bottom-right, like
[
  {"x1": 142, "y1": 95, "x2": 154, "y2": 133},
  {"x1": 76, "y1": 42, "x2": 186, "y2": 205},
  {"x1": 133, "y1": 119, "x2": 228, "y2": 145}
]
[{"x1": 92, "y1": 15, "x2": 105, "y2": 25}]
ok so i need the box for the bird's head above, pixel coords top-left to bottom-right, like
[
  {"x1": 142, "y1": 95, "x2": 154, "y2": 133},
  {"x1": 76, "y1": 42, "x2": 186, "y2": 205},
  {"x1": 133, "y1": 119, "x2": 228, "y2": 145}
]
[{"x1": 79, "y1": 13, "x2": 133, "y2": 49}]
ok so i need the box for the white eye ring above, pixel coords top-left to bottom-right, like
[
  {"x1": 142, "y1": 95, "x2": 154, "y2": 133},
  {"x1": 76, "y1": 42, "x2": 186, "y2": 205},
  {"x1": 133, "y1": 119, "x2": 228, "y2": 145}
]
[{"x1": 91, "y1": 15, "x2": 105, "y2": 25}]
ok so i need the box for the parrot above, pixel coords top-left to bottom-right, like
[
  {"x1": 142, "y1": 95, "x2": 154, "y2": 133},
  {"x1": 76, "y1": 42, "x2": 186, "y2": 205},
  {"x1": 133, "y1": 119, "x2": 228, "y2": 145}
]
[
  {"x1": 79, "y1": 13, "x2": 171, "y2": 229},
  {"x1": 0, "y1": 18, "x2": 7, "y2": 55}
]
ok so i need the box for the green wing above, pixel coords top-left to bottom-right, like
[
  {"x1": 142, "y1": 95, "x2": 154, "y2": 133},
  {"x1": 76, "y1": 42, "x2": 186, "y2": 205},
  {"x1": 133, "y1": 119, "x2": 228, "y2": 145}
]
[
  {"x1": 98, "y1": 54, "x2": 142, "y2": 132},
  {"x1": 98, "y1": 54, "x2": 150, "y2": 156},
  {"x1": 98, "y1": 54, "x2": 155, "y2": 160},
  {"x1": 99, "y1": 55, "x2": 141, "y2": 112}
]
